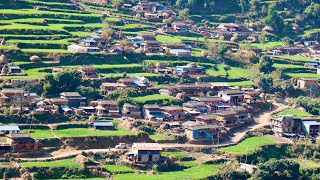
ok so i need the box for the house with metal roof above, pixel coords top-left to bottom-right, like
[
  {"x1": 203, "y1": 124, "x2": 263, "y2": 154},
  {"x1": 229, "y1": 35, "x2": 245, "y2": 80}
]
[
  {"x1": 302, "y1": 121, "x2": 320, "y2": 136},
  {"x1": 127, "y1": 143, "x2": 162, "y2": 164},
  {"x1": 0, "y1": 125, "x2": 20, "y2": 134}
]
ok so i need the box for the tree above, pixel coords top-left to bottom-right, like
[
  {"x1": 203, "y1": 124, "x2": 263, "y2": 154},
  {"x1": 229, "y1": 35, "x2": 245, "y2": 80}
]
[
  {"x1": 179, "y1": 8, "x2": 189, "y2": 21},
  {"x1": 77, "y1": 86, "x2": 101, "y2": 100},
  {"x1": 258, "y1": 33, "x2": 266, "y2": 44},
  {"x1": 43, "y1": 70, "x2": 82, "y2": 96},
  {"x1": 0, "y1": 54, "x2": 8, "y2": 64},
  {"x1": 112, "y1": 0, "x2": 123, "y2": 8},
  {"x1": 264, "y1": 3, "x2": 285, "y2": 34},
  {"x1": 258, "y1": 55, "x2": 273, "y2": 73},
  {"x1": 101, "y1": 29, "x2": 114, "y2": 42},
  {"x1": 187, "y1": 0, "x2": 198, "y2": 7},
  {"x1": 253, "y1": 159, "x2": 300, "y2": 180},
  {"x1": 208, "y1": 43, "x2": 228, "y2": 59},
  {"x1": 176, "y1": 0, "x2": 186, "y2": 7},
  {"x1": 282, "y1": 36, "x2": 294, "y2": 46},
  {"x1": 255, "y1": 74, "x2": 274, "y2": 92}
]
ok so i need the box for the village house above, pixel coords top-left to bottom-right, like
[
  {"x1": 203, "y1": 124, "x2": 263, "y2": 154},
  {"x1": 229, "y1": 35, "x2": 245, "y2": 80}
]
[
  {"x1": 7, "y1": 65, "x2": 22, "y2": 74},
  {"x1": 195, "y1": 114, "x2": 218, "y2": 124},
  {"x1": 77, "y1": 65, "x2": 98, "y2": 79},
  {"x1": 175, "y1": 63, "x2": 204, "y2": 75},
  {"x1": 181, "y1": 121, "x2": 205, "y2": 129},
  {"x1": 60, "y1": 92, "x2": 86, "y2": 107},
  {"x1": 136, "y1": 33, "x2": 156, "y2": 41},
  {"x1": 89, "y1": 35, "x2": 107, "y2": 47},
  {"x1": 50, "y1": 98, "x2": 68, "y2": 106},
  {"x1": 143, "y1": 104, "x2": 170, "y2": 122},
  {"x1": 162, "y1": 105, "x2": 186, "y2": 120},
  {"x1": 169, "y1": 49, "x2": 192, "y2": 57},
  {"x1": 309, "y1": 44, "x2": 320, "y2": 55},
  {"x1": 216, "y1": 23, "x2": 249, "y2": 33},
  {"x1": 231, "y1": 106, "x2": 249, "y2": 121},
  {"x1": 140, "y1": 40, "x2": 161, "y2": 52},
  {"x1": 122, "y1": 103, "x2": 141, "y2": 118},
  {"x1": 218, "y1": 89, "x2": 245, "y2": 105},
  {"x1": 159, "y1": 82, "x2": 212, "y2": 97},
  {"x1": 127, "y1": 143, "x2": 162, "y2": 164},
  {"x1": 214, "y1": 110, "x2": 239, "y2": 126},
  {"x1": 304, "y1": 41, "x2": 318, "y2": 47},
  {"x1": 95, "y1": 99, "x2": 119, "y2": 117},
  {"x1": 144, "y1": 13, "x2": 158, "y2": 20},
  {"x1": 159, "y1": 9, "x2": 176, "y2": 19},
  {"x1": 244, "y1": 90, "x2": 262, "y2": 103},
  {"x1": 0, "y1": 88, "x2": 24, "y2": 105},
  {"x1": 3, "y1": 133, "x2": 38, "y2": 152},
  {"x1": 132, "y1": 2, "x2": 165, "y2": 12},
  {"x1": 183, "y1": 101, "x2": 209, "y2": 114},
  {"x1": 211, "y1": 82, "x2": 230, "y2": 92},
  {"x1": 0, "y1": 125, "x2": 20, "y2": 134},
  {"x1": 79, "y1": 39, "x2": 98, "y2": 47},
  {"x1": 297, "y1": 78, "x2": 319, "y2": 89},
  {"x1": 185, "y1": 124, "x2": 221, "y2": 141},
  {"x1": 101, "y1": 77, "x2": 149, "y2": 94},
  {"x1": 194, "y1": 97, "x2": 228, "y2": 112},
  {"x1": 172, "y1": 21, "x2": 188, "y2": 32},
  {"x1": 291, "y1": 23, "x2": 300, "y2": 33},
  {"x1": 302, "y1": 121, "x2": 320, "y2": 137},
  {"x1": 68, "y1": 44, "x2": 100, "y2": 53},
  {"x1": 271, "y1": 115, "x2": 302, "y2": 136},
  {"x1": 92, "y1": 121, "x2": 114, "y2": 130}
]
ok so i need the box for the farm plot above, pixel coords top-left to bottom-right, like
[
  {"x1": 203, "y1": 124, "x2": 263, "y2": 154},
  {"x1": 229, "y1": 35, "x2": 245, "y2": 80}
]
[
  {"x1": 53, "y1": 128, "x2": 135, "y2": 137},
  {"x1": 19, "y1": 158, "x2": 80, "y2": 168},
  {"x1": 276, "y1": 108, "x2": 312, "y2": 117}
]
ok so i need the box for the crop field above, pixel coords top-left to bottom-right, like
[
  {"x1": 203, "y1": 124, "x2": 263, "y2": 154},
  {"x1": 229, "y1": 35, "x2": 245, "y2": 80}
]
[
  {"x1": 273, "y1": 63, "x2": 306, "y2": 69},
  {"x1": 218, "y1": 136, "x2": 275, "y2": 154},
  {"x1": 53, "y1": 128, "x2": 135, "y2": 137},
  {"x1": 0, "y1": 0, "x2": 103, "y2": 53},
  {"x1": 22, "y1": 129, "x2": 54, "y2": 139},
  {"x1": 276, "y1": 108, "x2": 312, "y2": 117},
  {"x1": 132, "y1": 94, "x2": 173, "y2": 102},
  {"x1": 248, "y1": 41, "x2": 284, "y2": 49},
  {"x1": 105, "y1": 164, "x2": 135, "y2": 173},
  {"x1": 275, "y1": 55, "x2": 314, "y2": 62},
  {"x1": 19, "y1": 158, "x2": 80, "y2": 168},
  {"x1": 114, "y1": 164, "x2": 220, "y2": 180},
  {"x1": 285, "y1": 72, "x2": 320, "y2": 78}
]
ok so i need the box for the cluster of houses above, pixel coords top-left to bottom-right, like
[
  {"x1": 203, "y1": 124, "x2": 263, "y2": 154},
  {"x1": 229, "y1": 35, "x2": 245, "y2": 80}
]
[{"x1": 271, "y1": 114, "x2": 320, "y2": 138}]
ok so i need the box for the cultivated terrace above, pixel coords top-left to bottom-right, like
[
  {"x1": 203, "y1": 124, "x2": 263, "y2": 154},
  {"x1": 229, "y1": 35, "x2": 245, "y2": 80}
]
[{"x1": 0, "y1": 0, "x2": 319, "y2": 179}]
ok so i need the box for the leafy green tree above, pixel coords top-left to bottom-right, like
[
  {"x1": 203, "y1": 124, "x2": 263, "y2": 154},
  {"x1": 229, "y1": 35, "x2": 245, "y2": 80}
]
[
  {"x1": 43, "y1": 70, "x2": 82, "y2": 96},
  {"x1": 264, "y1": 3, "x2": 285, "y2": 34},
  {"x1": 258, "y1": 33, "x2": 266, "y2": 44},
  {"x1": 258, "y1": 55, "x2": 273, "y2": 73},
  {"x1": 282, "y1": 36, "x2": 294, "y2": 46},
  {"x1": 255, "y1": 74, "x2": 274, "y2": 93},
  {"x1": 77, "y1": 86, "x2": 101, "y2": 100},
  {"x1": 179, "y1": 8, "x2": 189, "y2": 21},
  {"x1": 253, "y1": 159, "x2": 300, "y2": 180},
  {"x1": 176, "y1": 0, "x2": 186, "y2": 7}
]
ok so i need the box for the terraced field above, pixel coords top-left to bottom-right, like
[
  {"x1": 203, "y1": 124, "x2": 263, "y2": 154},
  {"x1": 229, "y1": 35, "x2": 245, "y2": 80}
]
[{"x1": 0, "y1": 0, "x2": 103, "y2": 53}]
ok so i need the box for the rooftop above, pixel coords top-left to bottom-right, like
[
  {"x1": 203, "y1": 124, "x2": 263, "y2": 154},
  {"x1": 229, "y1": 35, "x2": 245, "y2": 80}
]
[
  {"x1": 0, "y1": 125, "x2": 20, "y2": 131},
  {"x1": 133, "y1": 143, "x2": 162, "y2": 151}
]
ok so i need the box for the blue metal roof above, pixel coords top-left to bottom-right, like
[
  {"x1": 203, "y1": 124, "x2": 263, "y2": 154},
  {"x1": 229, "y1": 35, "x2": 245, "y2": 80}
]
[
  {"x1": 303, "y1": 121, "x2": 320, "y2": 126},
  {"x1": 0, "y1": 125, "x2": 20, "y2": 131},
  {"x1": 93, "y1": 122, "x2": 113, "y2": 127}
]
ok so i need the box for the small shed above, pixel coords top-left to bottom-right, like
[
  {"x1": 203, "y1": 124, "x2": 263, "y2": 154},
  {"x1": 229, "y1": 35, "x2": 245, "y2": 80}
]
[
  {"x1": 93, "y1": 122, "x2": 114, "y2": 130},
  {"x1": 0, "y1": 125, "x2": 20, "y2": 134}
]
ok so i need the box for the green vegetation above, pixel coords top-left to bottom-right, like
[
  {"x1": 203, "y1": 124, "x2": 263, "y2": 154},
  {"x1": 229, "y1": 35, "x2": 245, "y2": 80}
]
[
  {"x1": 273, "y1": 63, "x2": 306, "y2": 69},
  {"x1": 285, "y1": 73, "x2": 320, "y2": 78},
  {"x1": 149, "y1": 134, "x2": 168, "y2": 141},
  {"x1": 22, "y1": 129, "x2": 54, "y2": 139},
  {"x1": 248, "y1": 41, "x2": 284, "y2": 49},
  {"x1": 105, "y1": 164, "x2": 135, "y2": 173},
  {"x1": 276, "y1": 108, "x2": 312, "y2": 117},
  {"x1": 156, "y1": 35, "x2": 182, "y2": 43},
  {"x1": 219, "y1": 136, "x2": 275, "y2": 154},
  {"x1": 54, "y1": 128, "x2": 135, "y2": 137},
  {"x1": 162, "y1": 151, "x2": 189, "y2": 158},
  {"x1": 114, "y1": 164, "x2": 220, "y2": 180},
  {"x1": 132, "y1": 94, "x2": 173, "y2": 102},
  {"x1": 19, "y1": 158, "x2": 80, "y2": 168},
  {"x1": 275, "y1": 55, "x2": 314, "y2": 62},
  {"x1": 289, "y1": 158, "x2": 320, "y2": 169}
]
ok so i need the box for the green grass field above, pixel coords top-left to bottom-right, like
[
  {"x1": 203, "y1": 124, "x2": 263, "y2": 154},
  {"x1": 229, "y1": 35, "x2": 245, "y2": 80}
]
[
  {"x1": 149, "y1": 134, "x2": 168, "y2": 141},
  {"x1": 276, "y1": 108, "x2": 312, "y2": 117},
  {"x1": 273, "y1": 63, "x2": 306, "y2": 69},
  {"x1": 53, "y1": 128, "x2": 134, "y2": 137},
  {"x1": 114, "y1": 164, "x2": 219, "y2": 180},
  {"x1": 248, "y1": 41, "x2": 284, "y2": 49},
  {"x1": 22, "y1": 129, "x2": 54, "y2": 139},
  {"x1": 285, "y1": 73, "x2": 320, "y2": 78},
  {"x1": 218, "y1": 136, "x2": 275, "y2": 154},
  {"x1": 275, "y1": 55, "x2": 314, "y2": 62},
  {"x1": 105, "y1": 164, "x2": 135, "y2": 173},
  {"x1": 289, "y1": 158, "x2": 320, "y2": 169},
  {"x1": 162, "y1": 151, "x2": 189, "y2": 158},
  {"x1": 132, "y1": 94, "x2": 173, "y2": 102},
  {"x1": 19, "y1": 158, "x2": 80, "y2": 168},
  {"x1": 156, "y1": 35, "x2": 182, "y2": 43}
]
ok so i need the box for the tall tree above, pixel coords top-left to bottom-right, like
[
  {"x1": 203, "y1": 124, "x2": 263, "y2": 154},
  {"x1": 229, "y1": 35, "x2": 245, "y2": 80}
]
[
  {"x1": 258, "y1": 55, "x2": 273, "y2": 73},
  {"x1": 179, "y1": 8, "x2": 190, "y2": 21},
  {"x1": 264, "y1": 3, "x2": 285, "y2": 34}
]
